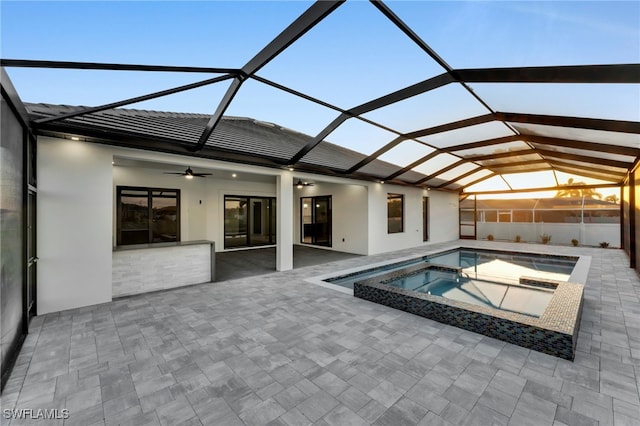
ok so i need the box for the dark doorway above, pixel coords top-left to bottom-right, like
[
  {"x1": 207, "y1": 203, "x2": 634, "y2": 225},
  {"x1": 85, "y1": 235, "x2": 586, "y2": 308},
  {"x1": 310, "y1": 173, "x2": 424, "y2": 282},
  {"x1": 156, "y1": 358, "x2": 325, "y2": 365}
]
[
  {"x1": 423, "y1": 196, "x2": 429, "y2": 242},
  {"x1": 301, "y1": 196, "x2": 332, "y2": 247}
]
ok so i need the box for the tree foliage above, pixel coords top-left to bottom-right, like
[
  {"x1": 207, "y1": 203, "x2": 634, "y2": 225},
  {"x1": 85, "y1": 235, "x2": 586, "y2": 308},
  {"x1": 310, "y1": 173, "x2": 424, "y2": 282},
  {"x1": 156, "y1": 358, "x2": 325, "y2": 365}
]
[{"x1": 555, "y1": 178, "x2": 602, "y2": 199}]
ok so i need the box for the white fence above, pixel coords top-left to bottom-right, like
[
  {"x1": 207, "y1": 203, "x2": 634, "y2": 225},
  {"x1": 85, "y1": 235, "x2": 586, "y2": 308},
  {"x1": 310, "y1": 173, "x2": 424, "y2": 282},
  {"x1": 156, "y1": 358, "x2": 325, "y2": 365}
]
[{"x1": 474, "y1": 222, "x2": 620, "y2": 247}]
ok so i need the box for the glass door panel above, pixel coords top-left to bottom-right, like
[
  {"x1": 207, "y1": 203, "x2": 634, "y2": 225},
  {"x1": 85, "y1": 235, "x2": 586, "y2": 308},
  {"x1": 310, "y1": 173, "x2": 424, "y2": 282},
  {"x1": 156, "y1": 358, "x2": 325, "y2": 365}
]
[
  {"x1": 423, "y1": 197, "x2": 429, "y2": 242},
  {"x1": 300, "y1": 196, "x2": 332, "y2": 247},
  {"x1": 269, "y1": 200, "x2": 276, "y2": 245},
  {"x1": 224, "y1": 196, "x2": 275, "y2": 249},
  {"x1": 249, "y1": 199, "x2": 266, "y2": 245},
  {"x1": 224, "y1": 197, "x2": 248, "y2": 248},
  {"x1": 314, "y1": 197, "x2": 331, "y2": 246},
  {"x1": 301, "y1": 197, "x2": 313, "y2": 244}
]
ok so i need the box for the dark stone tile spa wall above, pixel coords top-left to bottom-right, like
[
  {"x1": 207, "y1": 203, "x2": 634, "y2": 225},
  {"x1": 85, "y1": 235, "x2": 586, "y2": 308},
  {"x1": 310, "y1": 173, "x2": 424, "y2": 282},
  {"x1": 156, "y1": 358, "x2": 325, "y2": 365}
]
[{"x1": 354, "y1": 264, "x2": 584, "y2": 361}]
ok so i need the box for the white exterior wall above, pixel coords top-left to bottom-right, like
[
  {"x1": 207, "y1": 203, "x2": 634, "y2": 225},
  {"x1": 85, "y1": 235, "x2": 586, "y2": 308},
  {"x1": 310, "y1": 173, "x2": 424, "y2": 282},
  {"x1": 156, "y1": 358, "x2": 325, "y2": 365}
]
[
  {"x1": 428, "y1": 189, "x2": 460, "y2": 243},
  {"x1": 367, "y1": 184, "x2": 459, "y2": 255},
  {"x1": 37, "y1": 136, "x2": 461, "y2": 313},
  {"x1": 37, "y1": 137, "x2": 113, "y2": 314},
  {"x1": 294, "y1": 182, "x2": 368, "y2": 255}
]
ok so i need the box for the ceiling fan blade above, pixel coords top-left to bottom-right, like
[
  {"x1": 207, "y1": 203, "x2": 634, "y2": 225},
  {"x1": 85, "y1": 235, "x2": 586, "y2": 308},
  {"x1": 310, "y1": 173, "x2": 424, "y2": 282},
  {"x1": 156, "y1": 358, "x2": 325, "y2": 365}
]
[
  {"x1": 193, "y1": 173, "x2": 212, "y2": 177},
  {"x1": 163, "y1": 172, "x2": 186, "y2": 175}
]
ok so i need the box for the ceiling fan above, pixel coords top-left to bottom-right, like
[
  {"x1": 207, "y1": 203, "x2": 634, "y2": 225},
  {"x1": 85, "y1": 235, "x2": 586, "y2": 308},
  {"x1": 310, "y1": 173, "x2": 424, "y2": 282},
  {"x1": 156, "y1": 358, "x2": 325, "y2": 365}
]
[
  {"x1": 164, "y1": 167, "x2": 212, "y2": 179},
  {"x1": 295, "y1": 179, "x2": 315, "y2": 189}
]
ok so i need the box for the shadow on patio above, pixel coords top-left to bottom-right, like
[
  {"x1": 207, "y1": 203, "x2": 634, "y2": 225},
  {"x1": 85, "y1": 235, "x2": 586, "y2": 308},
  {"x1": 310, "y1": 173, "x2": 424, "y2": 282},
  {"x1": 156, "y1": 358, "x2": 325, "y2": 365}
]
[{"x1": 215, "y1": 245, "x2": 362, "y2": 282}]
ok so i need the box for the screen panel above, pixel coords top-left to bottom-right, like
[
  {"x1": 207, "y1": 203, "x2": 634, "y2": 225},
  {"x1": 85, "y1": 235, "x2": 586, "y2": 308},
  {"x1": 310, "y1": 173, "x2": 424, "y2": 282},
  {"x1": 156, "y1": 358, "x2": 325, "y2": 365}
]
[
  {"x1": 512, "y1": 122, "x2": 640, "y2": 148},
  {"x1": 454, "y1": 141, "x2": 531, "y2": 158},
  {"x1": 465, "y1": 175, "x2": 511, "y2": 192},
  {"x1": 471, "y1": 83, "x2": 640, "y2": 122},
  {"x1": 386, "y1": 1, "x2": 640, "y2": 68},
  {"x1": 258, "y1": 1, "x2": 446, "y2": 108},
  {"x1": 378, "y1": 141, "x2": 435, "y2": 168},
  {"x1": 503, "y1": 171, "x2": 557, "y2": 190},
  {"x1": 417, "y1": 122, "x2": 513, "y2": 148},
  {"x1": 362, "y1": 83, "x2": 488, "y2": 134}
]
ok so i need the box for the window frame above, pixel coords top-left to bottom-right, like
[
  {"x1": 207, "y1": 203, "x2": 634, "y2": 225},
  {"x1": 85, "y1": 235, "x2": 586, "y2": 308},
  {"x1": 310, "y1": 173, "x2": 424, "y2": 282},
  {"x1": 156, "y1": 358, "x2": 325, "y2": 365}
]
[
  {"x1": 387, "y1": 193, "x2": 405, "y2": 234},
  {"x1": 116, "y1": 186, "x2": 180, "y2": 246}
]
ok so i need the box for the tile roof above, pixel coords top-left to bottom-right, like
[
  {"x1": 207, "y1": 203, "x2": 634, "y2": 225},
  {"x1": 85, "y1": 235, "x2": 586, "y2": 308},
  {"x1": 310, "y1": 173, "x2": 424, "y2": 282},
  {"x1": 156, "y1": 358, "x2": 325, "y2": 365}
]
[{"x1": 25, "y1": 103, "x2": 427, "y2": 183}]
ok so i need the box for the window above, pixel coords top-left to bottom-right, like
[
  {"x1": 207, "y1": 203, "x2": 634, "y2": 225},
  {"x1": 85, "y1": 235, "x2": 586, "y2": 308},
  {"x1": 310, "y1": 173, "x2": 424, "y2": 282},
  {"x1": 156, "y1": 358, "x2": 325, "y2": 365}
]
[
  {"x1": 117, "y1": 186, "x2": 180, "y2": 245},
  {"x1": 387, "y1": 193, "x2": 404, "y2": 233}
]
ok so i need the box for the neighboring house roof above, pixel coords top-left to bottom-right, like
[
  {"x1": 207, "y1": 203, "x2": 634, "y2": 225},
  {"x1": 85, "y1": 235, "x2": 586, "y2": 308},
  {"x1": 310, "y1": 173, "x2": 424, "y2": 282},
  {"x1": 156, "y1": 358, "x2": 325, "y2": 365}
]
[
  {"x1": 25, "y1": 103, "x2": 428, "y2": 184},
  {"x1": 461, "y1": 197, "x2": 620, "y2": 210}
]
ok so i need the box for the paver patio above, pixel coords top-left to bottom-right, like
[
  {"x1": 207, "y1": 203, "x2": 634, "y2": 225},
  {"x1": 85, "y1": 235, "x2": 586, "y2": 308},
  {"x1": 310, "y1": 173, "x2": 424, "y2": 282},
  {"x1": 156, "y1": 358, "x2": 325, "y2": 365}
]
[{"x1": 1, "y1": 240, "x2": 639, "y2": 425}]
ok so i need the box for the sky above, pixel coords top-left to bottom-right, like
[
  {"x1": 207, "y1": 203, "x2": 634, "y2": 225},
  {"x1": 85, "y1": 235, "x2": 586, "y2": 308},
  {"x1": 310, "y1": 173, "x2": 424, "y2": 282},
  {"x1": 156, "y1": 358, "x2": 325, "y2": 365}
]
[{"x1": 1, "y1": 1, "x2": 638, "y2": 196}]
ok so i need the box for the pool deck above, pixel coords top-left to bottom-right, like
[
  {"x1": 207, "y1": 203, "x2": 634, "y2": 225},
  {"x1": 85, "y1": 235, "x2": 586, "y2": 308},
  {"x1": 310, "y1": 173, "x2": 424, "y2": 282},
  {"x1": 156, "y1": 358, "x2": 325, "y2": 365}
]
[{"x1": 2, "y1": 240, "x2": 639, "y2": 425}]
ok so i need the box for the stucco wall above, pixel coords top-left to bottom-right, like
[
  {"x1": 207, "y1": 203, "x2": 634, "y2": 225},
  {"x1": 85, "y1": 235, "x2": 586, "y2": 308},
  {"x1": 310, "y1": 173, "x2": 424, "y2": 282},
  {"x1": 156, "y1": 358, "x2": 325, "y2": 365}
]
[
  {"x1": 37, "y1": 137, "x2": 113, "y2": 314},
  {"x1": 293, "y1": 182, "x2": 369, "y2": 255},
  {"x1": 367, "y1": 184, "x2": 459, "y2": 255},
  {"x1": 37, "y1": 136, "x2": 460, "y2": 313}
]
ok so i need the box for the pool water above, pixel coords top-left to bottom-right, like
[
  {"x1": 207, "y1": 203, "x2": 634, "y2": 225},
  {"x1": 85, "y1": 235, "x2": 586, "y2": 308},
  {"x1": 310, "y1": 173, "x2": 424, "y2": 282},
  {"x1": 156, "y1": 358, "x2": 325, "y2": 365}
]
[
  {"x1": 383, "y1": 269, "x2": 554, "y2": 317},
  {"x1": 326, "y1": 248, "x2": 577, "y2": 290}
]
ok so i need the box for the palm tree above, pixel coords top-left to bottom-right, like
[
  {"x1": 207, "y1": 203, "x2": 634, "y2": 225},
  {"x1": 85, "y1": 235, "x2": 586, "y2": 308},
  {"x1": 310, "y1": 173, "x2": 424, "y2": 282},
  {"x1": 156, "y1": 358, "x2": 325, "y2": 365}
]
[
  {"x1": 555, "y1": 178, "x2": 602, "y2": 199},
  {"x1": 604, "y1": 194, "x2": 620, "y2": 204}
]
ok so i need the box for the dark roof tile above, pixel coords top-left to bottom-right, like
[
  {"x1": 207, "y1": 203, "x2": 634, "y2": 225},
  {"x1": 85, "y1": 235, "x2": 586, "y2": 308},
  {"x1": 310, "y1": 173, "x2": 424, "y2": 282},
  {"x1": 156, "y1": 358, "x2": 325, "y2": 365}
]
[{"x1": 26, "y1": 103, "x2": 427, "y2": 183}]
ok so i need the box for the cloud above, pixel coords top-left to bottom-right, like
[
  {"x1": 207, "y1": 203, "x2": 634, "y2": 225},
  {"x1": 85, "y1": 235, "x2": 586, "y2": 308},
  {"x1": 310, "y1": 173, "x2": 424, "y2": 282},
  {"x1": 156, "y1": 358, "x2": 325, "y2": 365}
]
[{"x1": 506, "y1": 2, "x2": 639, "y2": 39}]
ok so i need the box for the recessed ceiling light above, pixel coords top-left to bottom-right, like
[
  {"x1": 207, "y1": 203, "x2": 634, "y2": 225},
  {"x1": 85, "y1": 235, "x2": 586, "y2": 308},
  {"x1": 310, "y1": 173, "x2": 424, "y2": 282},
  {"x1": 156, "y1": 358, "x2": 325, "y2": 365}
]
[
  {"x1": 71, "y1": 136, "x2": 80, "y2": 141},
  {"x1": 232, "y1": 173, "x2": 237, "y2": 178},
  {"x1": 288, "y1": 167, "x2": 294, "y2": 172},
  {"x1": 380, "y1": 180, "x2": 385, "y2": 184}
]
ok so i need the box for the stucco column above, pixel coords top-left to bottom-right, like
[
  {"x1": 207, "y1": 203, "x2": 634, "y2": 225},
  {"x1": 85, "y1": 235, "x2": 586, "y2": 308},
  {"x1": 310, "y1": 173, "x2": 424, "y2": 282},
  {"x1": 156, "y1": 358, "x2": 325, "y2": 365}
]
[{"x1": 276, "y1": 171, "x2": 294, "y2": 271}]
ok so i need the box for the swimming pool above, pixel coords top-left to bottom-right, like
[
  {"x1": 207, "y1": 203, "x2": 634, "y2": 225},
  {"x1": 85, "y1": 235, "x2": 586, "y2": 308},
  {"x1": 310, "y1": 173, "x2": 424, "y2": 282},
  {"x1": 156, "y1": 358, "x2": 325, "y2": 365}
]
[
  {"x1": 336, "y1": 247, "x2": 585, "y2": 360},
  {"x1": 382, "y1": 266, "x2": 554, "y2": 318},
  {"x1": 326, "y1": 248, "x2": 577, "y2": 290}
]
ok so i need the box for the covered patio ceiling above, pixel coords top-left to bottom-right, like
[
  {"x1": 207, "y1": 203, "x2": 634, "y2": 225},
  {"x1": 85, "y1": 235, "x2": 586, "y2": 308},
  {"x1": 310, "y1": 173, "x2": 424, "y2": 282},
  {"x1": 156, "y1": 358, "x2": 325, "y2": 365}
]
[{"x1": 2, "y1": 0, "x2": 639, "y2": 193}]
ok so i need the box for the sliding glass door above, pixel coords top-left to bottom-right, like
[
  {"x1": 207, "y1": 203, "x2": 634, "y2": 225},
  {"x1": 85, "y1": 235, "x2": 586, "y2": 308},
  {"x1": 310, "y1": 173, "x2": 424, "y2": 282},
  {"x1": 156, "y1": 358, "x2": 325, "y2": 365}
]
[
  {"x1": 301, "y1": 196, "x2": 332, "y2": 247},
  {"x1": 224, "y1": 196, "x2": 276, "y2": 249}
]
